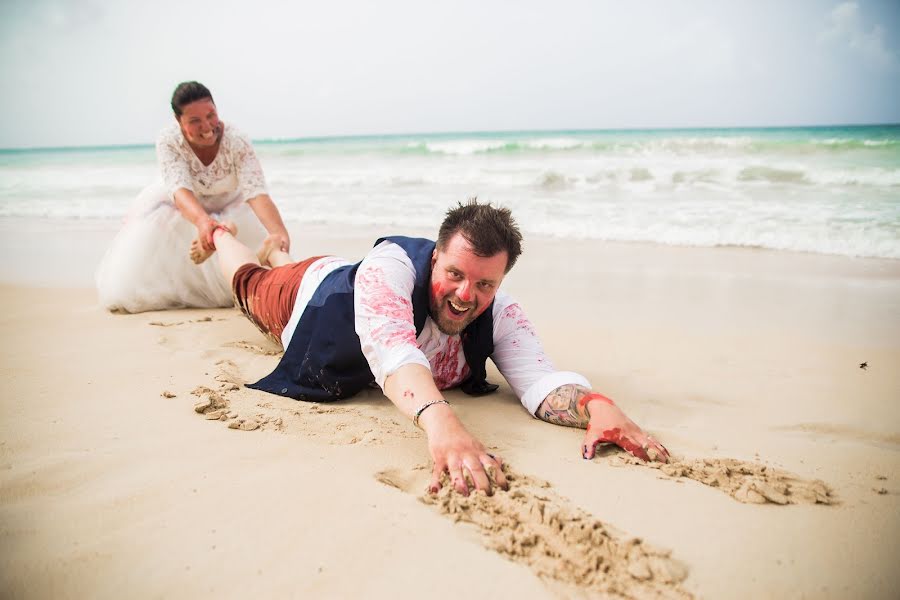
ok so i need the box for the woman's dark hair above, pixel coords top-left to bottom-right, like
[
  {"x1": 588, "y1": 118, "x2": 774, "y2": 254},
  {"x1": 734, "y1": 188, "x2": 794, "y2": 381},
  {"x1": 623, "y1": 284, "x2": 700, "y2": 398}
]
[
  {"x1": 171, "y1": 81, "x2": 214, "y2": 117},
  {"x1": 437, "y1": 198, "x2": 523, "y2": 273}
]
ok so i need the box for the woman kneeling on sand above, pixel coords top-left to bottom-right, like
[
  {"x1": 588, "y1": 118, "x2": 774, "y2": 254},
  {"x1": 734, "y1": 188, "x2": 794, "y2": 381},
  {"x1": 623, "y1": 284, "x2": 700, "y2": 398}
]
[{"x1": 95, "y1": 81, "x2": 290, "y2": 313}]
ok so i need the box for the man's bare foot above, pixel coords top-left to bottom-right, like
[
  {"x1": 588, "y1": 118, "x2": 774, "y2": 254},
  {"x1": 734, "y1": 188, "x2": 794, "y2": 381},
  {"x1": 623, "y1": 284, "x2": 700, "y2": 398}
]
[
  {"x1": 190, "y1": 221, "x2": 237, "y2": 264},
  {"x1": 256, "y1": 234, "x2": 286, "y2": 267}
]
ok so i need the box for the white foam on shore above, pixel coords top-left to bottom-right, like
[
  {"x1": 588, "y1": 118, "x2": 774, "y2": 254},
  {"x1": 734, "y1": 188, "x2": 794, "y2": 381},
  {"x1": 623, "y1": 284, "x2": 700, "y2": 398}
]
[{"x1": 3, "y1": 127, "x2": 898, "y2": 260}]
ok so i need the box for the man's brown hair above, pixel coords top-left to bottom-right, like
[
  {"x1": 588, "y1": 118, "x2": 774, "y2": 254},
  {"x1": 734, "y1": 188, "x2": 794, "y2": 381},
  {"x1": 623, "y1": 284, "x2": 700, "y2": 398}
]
[{"x1": 436, "y1": 199, "x2": 523, "y2": 273}]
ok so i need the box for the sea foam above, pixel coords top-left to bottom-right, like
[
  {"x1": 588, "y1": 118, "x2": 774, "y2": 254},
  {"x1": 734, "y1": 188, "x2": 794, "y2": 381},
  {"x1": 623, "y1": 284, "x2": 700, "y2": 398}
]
[{"x1": 2, "y1": 125, "x2": 898, "y2": 259}]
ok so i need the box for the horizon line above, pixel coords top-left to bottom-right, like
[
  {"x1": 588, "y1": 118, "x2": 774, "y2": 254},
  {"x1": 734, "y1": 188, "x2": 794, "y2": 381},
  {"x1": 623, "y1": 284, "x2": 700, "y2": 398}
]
[{"x1": 2, "y1": 121, "x2": 898, "y2": 153}]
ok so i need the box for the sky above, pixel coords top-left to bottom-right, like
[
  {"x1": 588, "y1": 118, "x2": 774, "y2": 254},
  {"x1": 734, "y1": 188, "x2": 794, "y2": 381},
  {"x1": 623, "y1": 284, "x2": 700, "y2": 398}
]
[{"x1": 1, "y1": 0, "x2": 899, "y2": 148}]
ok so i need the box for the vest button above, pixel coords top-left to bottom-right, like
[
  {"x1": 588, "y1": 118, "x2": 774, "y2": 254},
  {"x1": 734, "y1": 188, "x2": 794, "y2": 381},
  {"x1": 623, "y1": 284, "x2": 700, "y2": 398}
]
[{"x1": 281, "y1": 388, "x2": 288, "y2": 394}]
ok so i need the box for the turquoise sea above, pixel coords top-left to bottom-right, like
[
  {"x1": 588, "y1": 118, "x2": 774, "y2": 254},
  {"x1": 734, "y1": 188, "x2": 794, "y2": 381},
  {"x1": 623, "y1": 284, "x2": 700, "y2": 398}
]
[{"x1": 1, "y1": 124, "x2": 898, "y2": 258}]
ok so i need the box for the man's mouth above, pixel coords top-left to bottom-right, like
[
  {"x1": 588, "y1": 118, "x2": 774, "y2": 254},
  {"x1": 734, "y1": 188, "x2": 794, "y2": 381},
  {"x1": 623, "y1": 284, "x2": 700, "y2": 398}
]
[
  {"x1": 201, "y1": 130, "x2": 216, "y2": 140},
  {"x1": 447, "y1": 299, "x2": 471, "y2": 317}
]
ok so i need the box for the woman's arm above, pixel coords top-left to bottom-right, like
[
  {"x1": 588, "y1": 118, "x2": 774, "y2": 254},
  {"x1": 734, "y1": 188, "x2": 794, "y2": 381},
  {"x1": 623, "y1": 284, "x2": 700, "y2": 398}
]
[
  {"x1": 247, "y1": 194, "x2": 290, "y2": 251},
  {"x1": 173, "y1": 188, "x2": 219, "y2": 252},
  {"x1": 157, "y1": 130, "x2": 221, "y2": 251}
]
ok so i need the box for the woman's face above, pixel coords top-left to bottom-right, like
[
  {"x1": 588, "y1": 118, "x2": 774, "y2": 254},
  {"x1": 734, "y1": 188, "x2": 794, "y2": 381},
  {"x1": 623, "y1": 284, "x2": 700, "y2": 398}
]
[{"x1": 177, "y1": 99, "x2": 221, "y2": 147}]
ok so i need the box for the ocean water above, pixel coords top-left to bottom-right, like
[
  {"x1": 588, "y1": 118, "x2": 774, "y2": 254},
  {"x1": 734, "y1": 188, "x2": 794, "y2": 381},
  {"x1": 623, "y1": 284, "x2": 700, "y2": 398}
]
[{"x1": 1, "y1": 125, "x2": 898, "y2": 259}]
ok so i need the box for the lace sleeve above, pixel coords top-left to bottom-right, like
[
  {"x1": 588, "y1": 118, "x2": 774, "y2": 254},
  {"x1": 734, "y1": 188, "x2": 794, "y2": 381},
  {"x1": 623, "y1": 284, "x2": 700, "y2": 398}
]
[
  {"x1": 155, "y1": 127, "x2": 194, "y2": 197},
  {"x1": 230, "y1": 130, "x2": 269, "y2": 202}
]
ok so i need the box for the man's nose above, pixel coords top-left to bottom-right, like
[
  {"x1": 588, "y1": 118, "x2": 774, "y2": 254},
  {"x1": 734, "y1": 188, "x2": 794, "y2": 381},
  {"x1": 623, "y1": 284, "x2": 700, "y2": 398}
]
[{"x1": 456, "y1": 281, "x2": 473, "y2": 303}]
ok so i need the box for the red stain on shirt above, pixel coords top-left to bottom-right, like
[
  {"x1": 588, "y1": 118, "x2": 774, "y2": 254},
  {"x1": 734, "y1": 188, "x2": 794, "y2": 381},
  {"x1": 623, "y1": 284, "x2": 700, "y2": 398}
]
[
  {"x1": 357, "y1": 266, "x2": 414, "y2": 322},
  {"x1": 371, "y1": 323, "x2": 418, "y2": 348},
  {"x1": 500, "y1": 303, "x2": 537, "y2": 336},
  {"x1": 431, "y1": 335, "x2": 470, "y2": 390},
  {"x1": 309, "y1": 258, "x2": 334, "y2": 275},
  {"x1": 357, "y1": 266, "x2": 416, "y2": 349}
]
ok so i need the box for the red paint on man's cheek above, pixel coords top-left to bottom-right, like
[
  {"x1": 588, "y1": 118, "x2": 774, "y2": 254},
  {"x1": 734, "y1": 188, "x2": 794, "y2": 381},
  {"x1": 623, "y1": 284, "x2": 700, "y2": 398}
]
[{"x1": 431, "y1": 281, "x2": 445, "y2": 302}]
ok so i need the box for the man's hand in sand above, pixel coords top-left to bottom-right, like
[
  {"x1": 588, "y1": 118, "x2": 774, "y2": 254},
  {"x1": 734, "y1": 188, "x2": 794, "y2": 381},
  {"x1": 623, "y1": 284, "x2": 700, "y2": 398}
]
[
  {"x1": 419, "y1": 403, "x2": 508, "y2": 496},
  {"x1": 384, "y1": 364, "x2": 508, "y2": 497},
  {"x1": 536, "y1": 385, "x2": 669, "y2": 463},
  {"x1": 582, "y1": 393, "x2": 669, "y2": 462}
]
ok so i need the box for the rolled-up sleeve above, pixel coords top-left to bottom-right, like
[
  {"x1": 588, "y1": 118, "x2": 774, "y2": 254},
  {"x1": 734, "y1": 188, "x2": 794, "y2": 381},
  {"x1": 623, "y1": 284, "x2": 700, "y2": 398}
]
[{"x1": 490, "y1": 293, "x2": 590, "y2": 415}]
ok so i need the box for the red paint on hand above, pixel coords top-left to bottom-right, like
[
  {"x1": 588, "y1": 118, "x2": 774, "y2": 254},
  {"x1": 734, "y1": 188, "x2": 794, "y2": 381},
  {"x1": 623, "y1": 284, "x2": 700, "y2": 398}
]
[
  {"x1": 599, "y1": 427, "x2": 650, "y2": 462},
  {"x1": 578, "y1": 392, "x2": 615, "y2": 414}
]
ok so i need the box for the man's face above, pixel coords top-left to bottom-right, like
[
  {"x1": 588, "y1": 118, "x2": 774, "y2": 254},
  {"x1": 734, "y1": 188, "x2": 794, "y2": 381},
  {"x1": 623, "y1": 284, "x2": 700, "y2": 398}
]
[{"x1": 429, "y1": 232, "x2": 508, "y2": 335}]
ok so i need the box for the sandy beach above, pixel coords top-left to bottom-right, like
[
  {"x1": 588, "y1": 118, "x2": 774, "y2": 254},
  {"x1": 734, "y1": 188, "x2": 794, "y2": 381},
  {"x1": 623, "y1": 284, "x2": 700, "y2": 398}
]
[{"x1": 1, "y1": 219, "x2": 899, "y2": 599}]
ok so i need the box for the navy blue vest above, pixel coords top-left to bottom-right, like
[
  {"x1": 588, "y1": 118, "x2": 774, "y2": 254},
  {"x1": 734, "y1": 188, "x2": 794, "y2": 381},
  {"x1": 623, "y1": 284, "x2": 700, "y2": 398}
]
[{"x1": 247, "y1": 236, "x2": 499, "y2": 402}]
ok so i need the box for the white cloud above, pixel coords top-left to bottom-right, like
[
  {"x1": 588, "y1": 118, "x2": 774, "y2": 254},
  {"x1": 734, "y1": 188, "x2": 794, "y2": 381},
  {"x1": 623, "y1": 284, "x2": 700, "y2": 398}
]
[{"x1": 820, "y1": 1, "x2": 897, "y2": 70}]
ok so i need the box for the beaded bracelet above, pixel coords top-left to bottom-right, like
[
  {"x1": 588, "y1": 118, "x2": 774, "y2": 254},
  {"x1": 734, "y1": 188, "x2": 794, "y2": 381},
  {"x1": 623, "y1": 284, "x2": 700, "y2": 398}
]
[{"x1": 412, "y1": 399, "x2": 450, "y2": 428}]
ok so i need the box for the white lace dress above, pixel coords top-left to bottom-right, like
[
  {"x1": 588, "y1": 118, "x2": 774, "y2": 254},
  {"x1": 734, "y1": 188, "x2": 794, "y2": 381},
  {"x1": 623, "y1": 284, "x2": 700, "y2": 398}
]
[{"x1": 96, "y1": 123, "x2": 269, "y2": 313}]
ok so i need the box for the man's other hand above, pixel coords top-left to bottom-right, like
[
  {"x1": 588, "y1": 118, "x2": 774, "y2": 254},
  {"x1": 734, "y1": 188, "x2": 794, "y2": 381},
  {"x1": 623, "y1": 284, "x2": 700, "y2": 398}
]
[{"x1": 582, "y1": 398, "x2": 669, "y2": 462}]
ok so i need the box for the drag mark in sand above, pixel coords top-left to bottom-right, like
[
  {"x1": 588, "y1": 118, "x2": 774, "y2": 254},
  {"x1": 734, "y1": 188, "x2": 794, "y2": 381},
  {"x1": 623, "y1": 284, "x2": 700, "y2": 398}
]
[
  {"x1": 189, "y1": 358, "x2": 283, "y2": 432},
  {"x1": 191, "y1": 385, "x2": 283, "y2": 431},
  {"x1": 149, "y1": 316, "x2": 226, "y2": 327},
  {"x1": 213, "y1": 359, "x2": 243, "y2": 389},
  {"x1": 224, "y1": 340, "x2": 282, "y2": 356},
  {"x1": 609, "y1": 454, "x2": 835, "y2": 505},
  {"x1": 376, "y1": 465, "x2": 692, "y2": 599},
  {"x1": 185, "y1": 358, "x2": 417, "y2": 443}
]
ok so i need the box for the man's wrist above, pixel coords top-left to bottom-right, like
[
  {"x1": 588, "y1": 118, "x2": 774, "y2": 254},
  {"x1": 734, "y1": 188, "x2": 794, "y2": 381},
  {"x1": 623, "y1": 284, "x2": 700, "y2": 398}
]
[
  {"x1": 413, "y1": 399, "x2": 449, "y2": 428},
  {"x1": 417, "y1": 402, "x2": 456, "y2": 433},
  {"x1": 580, "y1": 393, "x2": 616, "y2": 419}
]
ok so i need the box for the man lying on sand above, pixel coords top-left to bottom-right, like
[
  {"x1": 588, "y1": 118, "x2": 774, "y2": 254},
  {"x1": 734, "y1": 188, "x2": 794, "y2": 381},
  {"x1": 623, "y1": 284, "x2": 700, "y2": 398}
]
[{"x1": 195, "y1": 200, "x2": 669, "y2": 496}]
